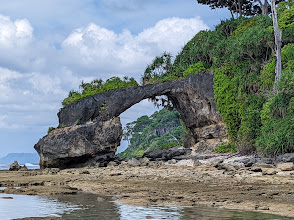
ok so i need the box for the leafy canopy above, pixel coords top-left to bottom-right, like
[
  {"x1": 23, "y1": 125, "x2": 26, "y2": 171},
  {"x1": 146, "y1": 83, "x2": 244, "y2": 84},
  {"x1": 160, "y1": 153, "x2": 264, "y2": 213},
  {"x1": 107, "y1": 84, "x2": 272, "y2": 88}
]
[{"x1": 62, "y1": 76, "x2": 138, "y2": 107}]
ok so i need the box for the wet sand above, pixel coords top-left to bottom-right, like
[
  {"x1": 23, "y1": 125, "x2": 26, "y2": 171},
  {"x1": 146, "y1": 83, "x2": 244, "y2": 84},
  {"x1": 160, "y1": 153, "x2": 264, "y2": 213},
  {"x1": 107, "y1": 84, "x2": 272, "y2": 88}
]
[{"x1": 1, "y1": 162, "x2": 294, "y2": 218}]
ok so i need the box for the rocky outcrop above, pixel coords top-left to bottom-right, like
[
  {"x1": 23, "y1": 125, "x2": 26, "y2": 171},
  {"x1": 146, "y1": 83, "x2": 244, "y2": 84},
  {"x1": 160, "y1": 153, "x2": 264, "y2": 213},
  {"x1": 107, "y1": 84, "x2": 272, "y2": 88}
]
[
  {"x1": 143, "y1": 146, "x2": 192, "y2": 161},
  {"x1": 35, "y1": 73, "x2": 227, "y2": 168},
  {"x1": 9, "y1": 161, "x2": 21, "y2": 171},
  {"x1": 35, "y1": 117, "x2": 122, "y2": 168}
]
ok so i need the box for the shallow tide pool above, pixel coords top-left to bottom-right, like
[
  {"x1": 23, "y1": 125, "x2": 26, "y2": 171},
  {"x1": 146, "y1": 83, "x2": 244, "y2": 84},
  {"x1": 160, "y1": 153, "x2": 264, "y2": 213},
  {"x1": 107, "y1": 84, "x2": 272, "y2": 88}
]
[{"x1": 0, "y1": 192, "x2": 293, "y2": 220}]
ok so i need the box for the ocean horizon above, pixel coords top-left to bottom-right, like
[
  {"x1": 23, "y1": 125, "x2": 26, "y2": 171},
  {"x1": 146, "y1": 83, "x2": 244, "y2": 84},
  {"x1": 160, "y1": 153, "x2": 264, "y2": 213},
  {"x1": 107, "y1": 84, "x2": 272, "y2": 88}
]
[{"x1": 0, "y1": 163, "x2": 40, "y2": 170}]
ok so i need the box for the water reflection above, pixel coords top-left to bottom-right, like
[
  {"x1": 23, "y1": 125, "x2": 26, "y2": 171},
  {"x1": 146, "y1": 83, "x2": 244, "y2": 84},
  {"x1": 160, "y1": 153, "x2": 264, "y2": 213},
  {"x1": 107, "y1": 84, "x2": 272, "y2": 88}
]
[
  {"x1": 0, "y1": 193, "x2": 80, "y2": 220},
  {"x1": 0, "y1": 192, "x2": 292, "y2": 220},
  {"x1": 55, "y1": 193, "x2": 120, "y2": 220},
  {"x1": 57, "y1": 193, "x2": 293, "y2": 220}
]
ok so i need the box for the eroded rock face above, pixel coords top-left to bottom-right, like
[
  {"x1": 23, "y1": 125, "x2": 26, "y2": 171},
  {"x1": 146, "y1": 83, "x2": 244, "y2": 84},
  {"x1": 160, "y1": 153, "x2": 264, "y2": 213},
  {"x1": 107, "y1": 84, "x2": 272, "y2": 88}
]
[
  {"x1": 9, "y1": 161, "x2": 21, "y2": 171},
  {"x1": 35, "y1": 73, "x2": 227, "y2": 168},
  {"x1": 35, "y1": 117, "x2": 122, "y2": 169}
]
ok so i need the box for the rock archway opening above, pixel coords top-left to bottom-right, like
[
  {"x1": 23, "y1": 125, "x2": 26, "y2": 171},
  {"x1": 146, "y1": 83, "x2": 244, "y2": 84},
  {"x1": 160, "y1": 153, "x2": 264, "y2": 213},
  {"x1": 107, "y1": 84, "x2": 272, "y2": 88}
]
[
  {"x1": 117, "y1": 98, "x2": 163, "y2": 154},
  {"x1": 34, "y1": 73, "x2": 228, "y2": 168}
]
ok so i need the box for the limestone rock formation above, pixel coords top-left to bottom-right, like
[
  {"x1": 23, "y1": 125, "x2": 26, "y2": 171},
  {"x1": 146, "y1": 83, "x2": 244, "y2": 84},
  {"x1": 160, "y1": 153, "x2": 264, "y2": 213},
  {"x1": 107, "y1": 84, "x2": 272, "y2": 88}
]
[
  {"x1": 35, "y1": 117, "x2": 122, "y2": 168},
  {"x1": 9, "y1": 161, "x2": 21, "y2": 171},
  {"x1": 35, "y1": 73, "x2": 227, "y2": 168}
]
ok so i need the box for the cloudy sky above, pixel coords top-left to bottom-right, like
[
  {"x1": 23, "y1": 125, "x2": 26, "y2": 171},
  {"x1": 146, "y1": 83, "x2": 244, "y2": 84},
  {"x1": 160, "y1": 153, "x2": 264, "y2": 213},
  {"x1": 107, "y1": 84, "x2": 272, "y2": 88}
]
[{"x1": 0, "y1": 0, "x2": 230, "y2": 157}]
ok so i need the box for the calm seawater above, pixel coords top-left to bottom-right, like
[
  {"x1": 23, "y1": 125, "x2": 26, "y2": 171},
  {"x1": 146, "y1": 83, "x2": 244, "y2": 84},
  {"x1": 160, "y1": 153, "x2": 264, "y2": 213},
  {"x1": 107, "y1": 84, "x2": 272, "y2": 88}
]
[
  {"x1": 0, "y1": 163, "x2": 40, "y2": 170},
  {"x1": 0, "y1": 192, "x2": 292, "y2": 220}
]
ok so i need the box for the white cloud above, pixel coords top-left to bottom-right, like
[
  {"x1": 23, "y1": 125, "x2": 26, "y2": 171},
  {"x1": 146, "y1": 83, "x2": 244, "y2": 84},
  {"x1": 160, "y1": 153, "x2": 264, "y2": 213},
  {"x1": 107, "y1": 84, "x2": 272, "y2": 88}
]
[
  {"x1": 0, "y1": 14, "x2": 209, "y2": 141},
  {"x1": 61, "y1": 17, "x2": 209, "y2": 77},
  {"x1": 0, "y1": 15, "x2": 33, "y2": 48}
]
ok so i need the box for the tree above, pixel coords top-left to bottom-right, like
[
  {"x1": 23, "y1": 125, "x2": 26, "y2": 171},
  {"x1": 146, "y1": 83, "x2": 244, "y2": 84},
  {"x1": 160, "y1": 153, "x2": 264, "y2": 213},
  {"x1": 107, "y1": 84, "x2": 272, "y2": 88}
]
[
  {"x1": 196, "y1": 0, "x2": 284, "y2": 17},
  {"x1": 256, "y1": 0, "x2": 270, "y2": 14},
  {"x1": 271, "y1": 0, "x2": 283, "y2": 92},
  {"x1": 142, "y1": 52, "x2": 172, "y2": 84}
]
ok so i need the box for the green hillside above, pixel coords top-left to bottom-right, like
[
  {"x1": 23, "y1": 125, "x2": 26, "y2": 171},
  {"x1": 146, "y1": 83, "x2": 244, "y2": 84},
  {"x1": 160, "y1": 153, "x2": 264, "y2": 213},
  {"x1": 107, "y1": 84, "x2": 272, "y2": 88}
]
[
  {"x1": 141, "y1": 2, "x2": 294, "y2": 156},
  {"x1": 118, "y1": 108, "x2": 186, "y2": 158}
]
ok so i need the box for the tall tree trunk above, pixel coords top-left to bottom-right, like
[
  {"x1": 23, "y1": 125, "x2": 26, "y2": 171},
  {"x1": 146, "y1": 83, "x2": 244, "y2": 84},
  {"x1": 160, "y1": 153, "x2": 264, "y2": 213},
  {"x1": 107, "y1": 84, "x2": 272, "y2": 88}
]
[
  {"x1": 238, "y1": 0, "x2": 243, "y2": 17},
  {"x1": 271, "y1": 0, "x2": 282, "y2": 92},
  {"x1": 263, "y1": 0, "x2": 268, "y2": 14},
  {"x1": 257, "y1": 0, "x2": 269, "y2": 14}
]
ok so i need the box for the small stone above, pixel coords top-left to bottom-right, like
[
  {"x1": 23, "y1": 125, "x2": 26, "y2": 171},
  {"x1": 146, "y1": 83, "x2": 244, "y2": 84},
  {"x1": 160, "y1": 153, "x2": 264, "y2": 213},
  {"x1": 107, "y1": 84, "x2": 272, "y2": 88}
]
[
  {"x1": 277, "y1": 162, "x2": 294, "y2": 171},
  {"x1": 217, "y1": 163, "x2": 236, "y2": 171},
  {"x1": 107, "y1": 161, "x2": 117, "y2": 167},
  {"x1": 167, "y1": 159, "x2": 177, "y2": 164},
  {"x1": 140, "y1": 157, "x2": 150, "y2": 166},
  {"x1": 262, "y1": 168, "x2": 278, "y2": 175},
  {"x1": 127, "y1": 158, "x2": 140, "y2": 166},
  {"x1": 19, "y1": 165, "x2": 29, "y2": 171},
  {"x1": 258, "y1": 206, "x2": 270, "y2": 210},
  {"x1": 176, "y1": 159, "x2": 195, "y2": 167},
  {"x1": 97, "y1": 197, "x2": 105, "y2": 202}
]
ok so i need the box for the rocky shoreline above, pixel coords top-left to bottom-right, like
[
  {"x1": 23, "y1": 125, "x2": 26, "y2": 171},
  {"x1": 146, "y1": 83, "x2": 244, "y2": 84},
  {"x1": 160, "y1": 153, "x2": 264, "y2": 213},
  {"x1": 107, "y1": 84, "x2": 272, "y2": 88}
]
[{"x1": 1, "y1": 153, "x2": 294, "y2": 218}]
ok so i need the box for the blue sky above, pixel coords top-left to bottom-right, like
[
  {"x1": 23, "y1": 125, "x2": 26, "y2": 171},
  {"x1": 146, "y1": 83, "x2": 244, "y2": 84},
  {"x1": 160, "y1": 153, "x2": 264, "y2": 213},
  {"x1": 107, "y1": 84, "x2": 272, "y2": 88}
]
[{"x1": 0, "y1": 0, "x2": 230, "y2": 157}]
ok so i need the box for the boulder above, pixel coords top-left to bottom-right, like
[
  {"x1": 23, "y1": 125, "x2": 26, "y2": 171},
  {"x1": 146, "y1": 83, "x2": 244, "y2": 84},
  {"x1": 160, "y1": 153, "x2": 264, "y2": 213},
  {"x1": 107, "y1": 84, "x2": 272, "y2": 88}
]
[
  {"x1": 126, "y1": 158, "x2": 140, "y2": 166},
  {"x1": 9, "y1": 161, "x2": 21, "y2": 171},
  {"x1": 237, "y1": 157, "x2": 273, "y2": 167},
  {"x1": 19, "y1": 165, "x2": 29, "y2": 171},
  {"x1": 34, "y1": 117, "x2": 122, "y2": 169},
  {"x1": 143, "y1": 147, "x2": 192, "y2": 161},
  {"x1": 277, "y1": 162, "x2": 294, "y2": 171},
  {"x1": 276, "y1": 153, "x2": 294, "y2": 163},
  {"x1": 262, "y1": 168, "x2": 278, "y2": 175}
]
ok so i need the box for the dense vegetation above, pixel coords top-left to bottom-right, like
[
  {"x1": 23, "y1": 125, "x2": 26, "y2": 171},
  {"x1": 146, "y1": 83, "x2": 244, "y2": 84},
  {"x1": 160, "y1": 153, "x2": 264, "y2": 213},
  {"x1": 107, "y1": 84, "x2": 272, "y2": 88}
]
[
  {"x1": 61, "y1": 1, "x2": 293, "y2": 157},
  {"x1": 62, "y1": 76, "x2": 138, "y2": 106},
  {"x1": 141, "y1": 1, "x2": 294, "y2": 156},
  {"x1": 118, "y1": 108, "x2": 186, "y2": 158}
]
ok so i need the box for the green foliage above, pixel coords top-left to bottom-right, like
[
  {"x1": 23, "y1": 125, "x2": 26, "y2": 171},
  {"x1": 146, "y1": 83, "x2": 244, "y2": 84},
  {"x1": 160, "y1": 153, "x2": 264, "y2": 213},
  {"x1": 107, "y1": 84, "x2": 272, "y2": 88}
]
[
  {"x1": 278, "y1": 2, "x2": 294, "y2": 43},
  {"x1": 231, "y1": 17, "x2": 256, "y2": 38},
  {"x1": 260, "y1": 60, "x2": 275, "y2": 90},
  {"x1": 257, "y1": 113, "x2": 294, "y2": 156},
  {"x1": 237, "y1": 94, "x2": 265, "y2": 152},
  {"x1": 278, "y1": 5, "x2": 294, "y2": 30},
  {"x1": 138, "y1": 11, "x2": 294, "y2": 155},
  {"x1": 183, "y1": 62, "x2": 206, "y2": 77},
  {"x1": 160, "y1": 142, "x2": 180, "y2": 149},
  {"x1": 62, "y1": 76, "x2": 138, "y2": 106},
  {"x1": 214, "y1": 67, "x2": 240, "y2": 141},
  {"x1": 118, "y1": 108, "x2": 185, "y2": 158},
  {"x1": 214, "y1": 142, "x2": 237, "y2": 153},
  {"x1": 142, "y1": 52, "x2": 173, "y2": 84},
  {"x1": 257, "y1": 71, "x2": 294, "y2": 156},
  {"x1": 47, "y1": 127, "x2": 55, "y2": 134},
  {"x1": 282, "y1": 43, "x2": 294, "y2": 68}
]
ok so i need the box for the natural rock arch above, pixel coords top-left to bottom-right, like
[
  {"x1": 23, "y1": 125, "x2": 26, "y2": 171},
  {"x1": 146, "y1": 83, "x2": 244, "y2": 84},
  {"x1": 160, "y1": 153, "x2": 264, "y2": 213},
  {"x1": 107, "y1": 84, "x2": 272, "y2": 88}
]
[{"x1": 35, "y1": 73, "x2": 227, "y2": 168}]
